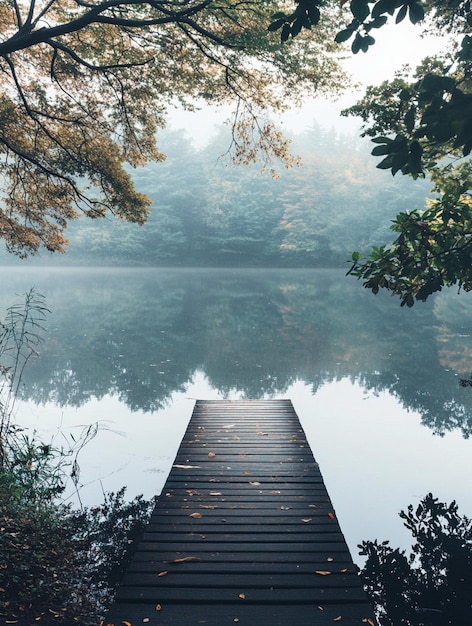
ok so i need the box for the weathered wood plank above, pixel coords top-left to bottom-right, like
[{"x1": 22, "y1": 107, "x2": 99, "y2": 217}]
[
  {"x1": 130, "y1": 549, "x2": 354, "y2": 564},
  {"x1": 143, "y1": 517, "x2": 341, "y2": 527},
  {"x1": 134, "y1": 541, "x2": 349, "y2": 552},
  {"x1": 103, "y1": 602, "x2": 373, "y2": 626},
  {"x1": 115, "y1": 585, "x2": 369, "y2": 603},
  {"x1": 126, "y1": 561, "x2": 357, "y2": 574},
  {"x1": 103, "y1": 399, "x2": 376, "y2": 626}
]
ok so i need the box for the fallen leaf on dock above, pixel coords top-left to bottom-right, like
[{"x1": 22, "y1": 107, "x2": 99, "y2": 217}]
[
  {"x1": 238, "y1": 593, "x2": 246, "y2": 599},
  {"x1": 189, "y1": 512, "x2": 202, "y2": 518},
  {"x1": 171, "y1": 556, "x2": 199, "y2": 563},
  {"x1": 208, "y1": 452, "x2": 216, "y2": 458},
  {"x1": 333, "y1": 617, "x2": 342, "y2": 622},
  {"x1": 249, "y1": 481, "x2": 261, "y2": 486},
  {"x1": 315, "y1": 571, "x2": 331, "y2": 576},
  {"x1": 301, "y1": 518, "x2": 312, "y2": 523},
  {"x1": 362, "y1": 619, "x2": 375, "y2": 625},
  {"x1": 156, "y1": 605, "x2": 162, "y2": 611},
  {"x1": 157, "y1": 571, "x2": 168, "y2": 577},
  {"x1": 328, "y1": 512, "x2": 336, "y2": 519}
]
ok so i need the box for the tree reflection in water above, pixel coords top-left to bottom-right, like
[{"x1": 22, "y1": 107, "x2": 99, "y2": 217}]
[
  {"x1": 359, "y1": 493, "x2": 472, "y2": 625},
  {"x1": 10, "y1": 267, "x2": 472, "y2": 437}
]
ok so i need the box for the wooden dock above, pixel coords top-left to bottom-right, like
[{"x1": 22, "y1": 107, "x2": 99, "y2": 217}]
[{"x1": 103, "y1": 399, "x2": 376, "y2": 625}]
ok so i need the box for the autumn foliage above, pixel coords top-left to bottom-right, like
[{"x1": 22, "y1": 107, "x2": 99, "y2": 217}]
[{"x1": 0, "y1": 0, "x2": 344, "y2": 256}]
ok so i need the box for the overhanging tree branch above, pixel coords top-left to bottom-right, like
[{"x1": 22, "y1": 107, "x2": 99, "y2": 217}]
[
  {"x1": 0, "y1": 0, "x2": 346, "y2": 256},
  {"x1": 0, "y1": 0, "x2": 214, "y2": 56}
]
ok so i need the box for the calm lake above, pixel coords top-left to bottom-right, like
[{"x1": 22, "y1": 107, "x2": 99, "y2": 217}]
[{"x1": 2, "y1": 266, "x2": 472, "y2": 566}]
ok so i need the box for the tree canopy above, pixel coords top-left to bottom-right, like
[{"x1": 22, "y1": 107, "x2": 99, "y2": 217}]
[
  {"x1": 273, "y1": 1, "x2": 472, "y2": 306},
  {"x1": 344, "y1": 1, "x2": 472, "y2": 306},
  {"x1": 9, "y1": 125, "x2": 428, "y2": 267},
  {"x1": 0, "y1": 0, "x2": 345, "y2": 257}
]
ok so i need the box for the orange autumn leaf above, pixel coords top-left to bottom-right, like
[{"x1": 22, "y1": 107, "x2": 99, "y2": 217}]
[
  {"x1": 122, "y1": 622, "x2": 132, "y2": 626},
  {"x1": 158, "y1": 571, "x2": 168, "y2": 577},
  {"x1": 208, "y1": 452, "x2": 216, "y2": 458},
  {"x1": 315, "y1": 570, "x2": 331, "y2": 576},
  {"x1": 340, "y1": 568, "x2": 348, "y2": 573},
  {"x1": 190, "y1": 512, "x2": 203, "y2": 518},
  {"x1": 328, "y1": 512, "x2": 336, "y2": 519},
  {"x1": 172, "y1": 556, "x2": 198, "y2": 563},
  {"x1": 155, "y1": 604, "x2": 162, "y2": 611},
  {"x1": 362, "y1": 620, "x2": 375, "y2": 626},
  {"x1": 238, "y1": 593, "x2": 246, "y2": 599}
]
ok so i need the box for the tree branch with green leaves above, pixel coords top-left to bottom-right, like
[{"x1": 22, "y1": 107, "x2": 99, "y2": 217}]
[{"x1": 272, "y1": 1, "x2": 472, "y2": 305}]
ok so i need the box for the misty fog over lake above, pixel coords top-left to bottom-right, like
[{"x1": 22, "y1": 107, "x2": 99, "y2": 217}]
[{"x1": 3, "y1": 265, "x2": 472, "y2": 566}]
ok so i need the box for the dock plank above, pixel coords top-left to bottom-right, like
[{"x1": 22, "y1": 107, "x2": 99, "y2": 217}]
[{"x1": 103, "y1": 399, "x2": 376, "y2": 625}]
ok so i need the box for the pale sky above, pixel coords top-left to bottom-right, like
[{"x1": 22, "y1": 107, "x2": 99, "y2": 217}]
[{"x1": 168, "y1": 19, "x2": 444, "y2": 144}]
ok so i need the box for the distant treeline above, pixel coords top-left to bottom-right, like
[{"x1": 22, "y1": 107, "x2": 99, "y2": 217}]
[{"x1": 3, "y1": 123, "x2": 432, "y2": 266}]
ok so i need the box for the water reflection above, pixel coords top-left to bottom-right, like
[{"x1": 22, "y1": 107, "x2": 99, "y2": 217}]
[
  {"x1": 2, "y1": 267, "x2": 471, "y2": 437},
  {"x1": 359, "y1": 493, "x2": 472, "y2": 625}
]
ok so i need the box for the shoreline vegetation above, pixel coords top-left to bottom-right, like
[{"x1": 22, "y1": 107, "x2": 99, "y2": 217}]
[{"x1": 0, "y1": 290, "x2": 157, "y2": 624}]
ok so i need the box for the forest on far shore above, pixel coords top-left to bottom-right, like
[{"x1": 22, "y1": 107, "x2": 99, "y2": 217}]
[{"x1": 2, "y1": 123, "x2": 432, "y2": 267}]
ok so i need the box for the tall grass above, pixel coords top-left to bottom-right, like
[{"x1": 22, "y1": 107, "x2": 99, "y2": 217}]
[{"x1": 0, "y1": 288, "x2": 49, "y2": 449}]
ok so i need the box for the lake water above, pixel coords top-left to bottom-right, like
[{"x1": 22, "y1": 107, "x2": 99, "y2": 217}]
[{"x1": 2, "y1": 266, "x2": 472, "y2": 566}]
